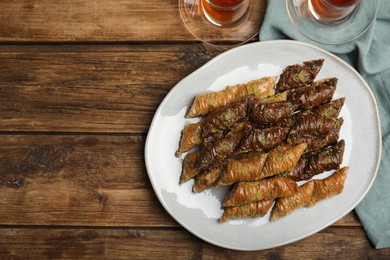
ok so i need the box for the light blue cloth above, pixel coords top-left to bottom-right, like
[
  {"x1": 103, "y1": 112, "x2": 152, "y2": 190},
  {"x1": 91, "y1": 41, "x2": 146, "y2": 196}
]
[{"x1": 259, "y1": 0, "x2": 390, "y2": 249}]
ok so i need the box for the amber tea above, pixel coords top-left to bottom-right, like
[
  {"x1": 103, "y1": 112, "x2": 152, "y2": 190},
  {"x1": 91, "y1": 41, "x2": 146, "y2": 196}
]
[
  {"x1": 326, "y1": 0, "x2": 360, "y2": 4},
  {"x1": 201, "y1": 0, "x2": 249, "y2": 27},
  {"x1": 210, "y1": 0, "x2": 247, "y2": 6},
  {"x1": 308, "y1": 0, "x2": 361, "y2": 24}
]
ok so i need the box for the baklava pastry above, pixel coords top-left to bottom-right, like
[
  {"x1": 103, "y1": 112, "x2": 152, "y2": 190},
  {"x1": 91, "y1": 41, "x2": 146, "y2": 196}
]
[
  {"x1": 223, "y1": 177, "x2": 298, "y2": 207},
  {"x1": 198, "y1": 131, "x2": 244, "y2": 171},
  {"x1": 202, "y1": 97, "x2": 249, "y2": 140},
  {"x1": 193, "y1": 166, "x2": 223, "y2": 193},
  {"x1": 275, "y1": 59, "x2": 324, "y2": 93},
  {"x1": 288, "y1": 119, "x2": 343, "y2": 152},
  {"x1": 220, "y1": 199, "x2": 274, "y2": 223},
  {"x1": 290, "y1": 114, "x2": 343, "y2": 137},
  {"x1": 179, "y1": 150, "x2": 201, "y2": 184},
  {"x1": 186, "y1": 76, "x2": 276, "y2": 118},
  {"x1": 303, "y1": 140, "x2": 345, "y2": 180},
  {"x1": 270, "y1": 180, "x2": 315, "y2": 221},
  {"x1": 287, "y1": 78, "x2": 337, "y2": 110},
  {"x1": 308, "y1": 166, "x2": 348, "y2": 206},
  {"x1": 260, "y1": 143, "x2": 307, "y2": 179},
  {"x1": 237, "y1": 127, "x2": 290, "y2": 154},
  {"x1": 291, "y1": 96, "x2": 344, "y2": 123},
  {"x1": 260, "y1": 91, "x2": 288, "y2": 104},
  {"x1": 216, "y1": 151, "x2": 268, "y2": 186},
  {"x1": 270, "y1": 166, "x2": 348, "y2": 221},
  {"x1": 249, "y1": 101, "x2": 294, "y2": 127},
  {"x1": 286, "y1": 140, "x2": 345, "y2": 181},
  {"x1": 176, "y1": 119, "x2": 205, "y2": 157}
]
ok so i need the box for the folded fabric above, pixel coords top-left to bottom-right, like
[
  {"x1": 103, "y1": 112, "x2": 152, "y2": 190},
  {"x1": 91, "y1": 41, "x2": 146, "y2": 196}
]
[{"x1": 259, "y1": 0, "x2": 390, "y2": 249}]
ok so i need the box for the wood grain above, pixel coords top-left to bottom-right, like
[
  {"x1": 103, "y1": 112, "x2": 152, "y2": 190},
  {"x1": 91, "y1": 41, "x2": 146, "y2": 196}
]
[
  {"x1": 0, "y1": 134, "x2": 359, "y2": 227},
  {"x1": 0, "y1": 134, "x2": 174, "y2": 226},
  {"x1": 1, "y1": 227, "x2": 388, "y2": 259},
  {"x1": 0, "y1": 44, "x2": 218, "y2": 133},
  {"x1": 0, "y1": 0, "x2": 189, "y2": 42},
  {"x1": 0, "y1": 0, "x2": 266, "y2": 42}
]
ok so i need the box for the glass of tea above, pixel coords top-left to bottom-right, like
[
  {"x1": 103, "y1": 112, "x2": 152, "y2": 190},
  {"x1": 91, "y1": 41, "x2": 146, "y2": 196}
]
[
  {"x1": 308, "y1": 0, "x2": 361, "y2": 24},
  {"x1": 179, "y1": 0, "x2": 266, "y2": 49},
  {"x1": 286, "y1": 0, "x2": 380, "y2": 45}
]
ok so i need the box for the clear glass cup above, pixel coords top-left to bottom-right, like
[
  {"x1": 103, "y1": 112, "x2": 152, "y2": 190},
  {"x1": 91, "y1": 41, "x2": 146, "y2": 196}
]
[
  {"x1": 179, "y1": 0, "x2": 266, "y2": 49},
  {"x1": 286, "y1": 0, "x2": 380, "y2": 45},
  {"x1": 201, "y1": 0, "x2": 249, "y2": 27},
  {"x1": 308, "y1": 0, "x2": 361, "y2": 25}
]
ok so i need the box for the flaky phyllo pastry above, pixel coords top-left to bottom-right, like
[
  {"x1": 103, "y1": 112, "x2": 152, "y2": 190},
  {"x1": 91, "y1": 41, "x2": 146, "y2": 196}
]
[
  {"x1": 217, "y1": 151, "x2": 268, "y2": 186},
  {"x1": 270, "y1": 167, "x2": 348, "y2": 221},
  {"x1": 220, "y1": 199, "x2": 274, "y2": 223},
  {"x1": 176, "y1": 119, "x2": 205, "y2": 157},
  {"x1": 275, "y1": 59, "x2": 324, "y2": 93},
  {"x1": 176, "y1": 59, "x2": 349, "y2": 223},
  {"x1": 186, "y1": 76, "x2": 276, "y2": 118},
  {"x1": 223, "y1": 177, "x2": 299, "y2": 207}
]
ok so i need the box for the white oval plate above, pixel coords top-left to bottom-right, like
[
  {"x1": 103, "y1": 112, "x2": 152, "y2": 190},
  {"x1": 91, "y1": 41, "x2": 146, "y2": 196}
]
[{"x1": 145, "y1": 40, "x2": 381, "y2": 251}]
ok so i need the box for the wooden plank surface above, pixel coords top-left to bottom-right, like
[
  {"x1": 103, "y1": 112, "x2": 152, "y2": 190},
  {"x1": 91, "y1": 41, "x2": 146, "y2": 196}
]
[
  {"x1": 0, "y1": 0, "x2": 189, "y2": 42},
  {"x1": 1, "y1": 227, "x2": 389, "y2": 259},
  {"x1": 0, "y1": 134, "x2": 173, "y2": 226},
  {"x1": 0, "y1": 0, "x2": 266, "y2": 42},
  {"x1": 0, "y1": 134, "x2": 360, "y2": 227},
  {"x1": 0, "y1": 44, "x2": 218, "y2": 133}
]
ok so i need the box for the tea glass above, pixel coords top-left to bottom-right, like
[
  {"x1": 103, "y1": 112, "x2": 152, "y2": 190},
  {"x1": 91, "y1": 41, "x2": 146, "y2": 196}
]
[
  {"x1": 179, "y1": 0, "x2": 266, "y2": 49},
  {"x1": 286, "y1": 0, "x2": 380, "y2": 45}
]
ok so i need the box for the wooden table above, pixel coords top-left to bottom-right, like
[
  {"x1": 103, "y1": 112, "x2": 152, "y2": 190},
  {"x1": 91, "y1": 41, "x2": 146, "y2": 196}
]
[{"x1": 0, "y1": 1, "x2": 389, "y2": 258}]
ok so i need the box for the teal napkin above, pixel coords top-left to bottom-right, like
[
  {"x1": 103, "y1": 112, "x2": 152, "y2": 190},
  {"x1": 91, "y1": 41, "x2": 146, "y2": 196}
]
[{"x1": 259, "y1": 0, "x2": 390, "y2": 249}]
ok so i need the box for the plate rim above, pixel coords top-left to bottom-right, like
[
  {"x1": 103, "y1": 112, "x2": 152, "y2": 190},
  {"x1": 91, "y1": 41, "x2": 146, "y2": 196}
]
[{"x1": 144, "y1": 40, "x2": 382, "y2": 251}]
